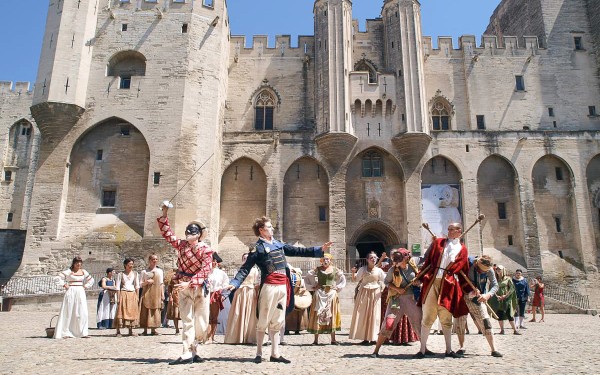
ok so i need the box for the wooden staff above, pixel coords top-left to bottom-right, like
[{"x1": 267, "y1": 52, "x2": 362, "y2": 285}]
[
  {"x1": 459, "y1": 214, "x2": 486, "y2": 239},
  {"x1": 459, "y1": 270, "x2": 499, "y2": 320},
  {"x1": 422, "y1": 222, "x2": 436, "y2": 238},
  {"x1": 398, "y1": 264, "x2": 431, "y2": 293}
]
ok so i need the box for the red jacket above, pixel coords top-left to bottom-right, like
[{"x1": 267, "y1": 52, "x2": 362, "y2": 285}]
[{"x1": 418, "y1": 238, "x2": 469, "y2": 318}]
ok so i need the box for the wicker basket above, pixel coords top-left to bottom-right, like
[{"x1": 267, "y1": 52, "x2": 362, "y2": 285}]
[{"x1": 45, "y1": 315, "x2": 59, "y2": 338}]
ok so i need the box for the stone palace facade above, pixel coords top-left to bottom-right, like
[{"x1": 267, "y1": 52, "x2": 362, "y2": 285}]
[{"x1": 1, "y1": 0, "x2": 600, "y2": 303}]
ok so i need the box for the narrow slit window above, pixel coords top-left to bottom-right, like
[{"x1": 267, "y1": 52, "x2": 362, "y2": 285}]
[
  {"x1": 574, "y1": 36, "x2": 583, "y2": 51},
  {"x1": 508, "y1": 235, "x2": 514, "y2": 246},
  {"x1": 555, "y1": 167, "x2": 563, "y2": 181},
  {"x1": 7, "y1": 213, "x2": 13, "y2": 222},
  {"x1": 497, "y1": 202, "x2": 507, "y2": 220},
  {"x1": 96, "y1": 150, "x2": 103, "y2": 161},
  {"x1": 515, "y1": 75, "x2": 525, "y2": 91},
  {"x1": 555, "y1": 217, "x2": 562, "y2": 233},
  {"x1": 182, "y1": 23, "x2": 188, "y2": 33},
  {"x1": 476, "y1": 115, "x2": 485, "y2": 130},
  {"x1": 153, "y1": 172, "x2": 161, "y2": 185},
  {"x1": 4, "y1": 170, "x2": 12, "y2": 182},
  {"x1": 318, "y1": 206, "x2": 328, "y2": 222}
]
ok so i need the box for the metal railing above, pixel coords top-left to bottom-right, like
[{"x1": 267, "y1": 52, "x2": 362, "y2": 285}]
[
  {"x1": 0, "y1": 273, "x2": 105, "y2": 298},
  {"x1": 544, "y1": 283, "x2": 590, "y2": 310}
]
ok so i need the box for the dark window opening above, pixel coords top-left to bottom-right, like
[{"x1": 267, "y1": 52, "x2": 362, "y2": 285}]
[
  {"x1": 362, "y1": 151, "x2": 383, "y2": 178},
  {"x1": 102, "y1": 190, "x2": 116, "y2": 207},
  {"x1": 120, "y1": 76, "x2": 131, "y2": 89},
  {"x1": 508, "y1": 235, "x2": 514, "y2": 246},
  {"x1": 574, "y1": 37, "x2": 583, "y2": 51},
  {"x1": 498, "y1": 202, "x2": 507, "y2": 220},
  {"x1": 182, "y1": 23, "x2": 188, "y2": 33},
  {"x1": 153, "y1": 172, "x2": 161, "y2": 185},
  {"x1": 555, "y1": 217, "x2": 562, "y2": 233},
  {"x1": 558, "y1": 250, "x2": 564, "y2": 259},
  {"x1": 589, "y1": 106, "x2": 597, "y2": 116},
  {"x1": 515, "y1": 75, "x2": 525, "y2": 91},
  {"x1": 21, "y1": 126, "x2": 31, "y2": 136},
  {"x1": 555, "y1": 167, "x2": 563, "y2": 181},
  {"x1": 318, "y1": 206, "x2": 327, "y2": 222},
  {"x1": 96, "y1": 150, "x2": 103, "y2": 161},
  {"x1": 120, "y1": 126, "x2": 130, "y2": 136},
  {"x1": 553, "y1": 121, "x2": 557, "y2": 128},
  {"x1": 548, "y1": 107, "x2": 555, "y2": 117},
  {"x1": 7, "y1": 213, "x2": 13, "y2": 222},
  {"x1": 466, "y1": 145, "x2": 470, "y2": 152},
  {"x1": 254, "y1": 91, "x2": 275, "y2": 130},
  {"x1": 121, "y1": 24, "x2": 128, "y2": 31},
  {"x1": 4, "y1": 170, "x2": 12, "y2": 181},
  {"x1": 476, "y1": 115, "x2": 485, "y2": 130}
]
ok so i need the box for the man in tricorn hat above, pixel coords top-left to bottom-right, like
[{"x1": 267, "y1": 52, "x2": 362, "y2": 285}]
[
  {"x1": 158, "y1": 205, "x2": 213, "y2": 365},
  {"x1": 225, "y1": 216, "x2": 332, "y2": 364}
]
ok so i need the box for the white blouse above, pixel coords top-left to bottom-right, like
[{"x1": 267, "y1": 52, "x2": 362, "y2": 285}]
[
  {"x1": 356, "y1": 266, "x2": 385, "y2": 290},
  {"x1": 56, "y1": 269, "x2": 94, "y2": 289},
  {"x1": 115, "y1": 271, "x2": 140, "y2": 292}
]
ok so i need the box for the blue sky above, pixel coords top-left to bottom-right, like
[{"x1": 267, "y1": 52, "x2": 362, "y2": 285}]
[{"x1": 0, "y1": 0, "x2": 500, "y2": 83}]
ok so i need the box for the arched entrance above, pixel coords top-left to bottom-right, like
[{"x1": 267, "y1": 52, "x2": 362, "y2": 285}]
[{"x1": 349, "y1": 221, "x2": 401, "y2": 261}]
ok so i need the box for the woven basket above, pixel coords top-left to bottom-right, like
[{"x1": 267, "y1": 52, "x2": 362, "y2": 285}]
[{"x1": 45, "y1": 315, "x2": 59, "y2": 338}]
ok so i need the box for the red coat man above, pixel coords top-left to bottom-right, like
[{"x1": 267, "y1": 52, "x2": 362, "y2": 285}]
[{"x1": 414, "y1": 223, "x2": 468, "y2": 359}]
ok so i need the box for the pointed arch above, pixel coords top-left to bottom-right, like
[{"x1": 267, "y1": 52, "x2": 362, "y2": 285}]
[
  {"x1": 586, "y1": 154, "x2": 600, "y2": 266},
  {"x1": 532, "y1": 155, "x2": 581, "y2": 267},
  {"x1": 283, "y1": 157, "x2": 329, "y2": 247},
  {"x1": 477, "y1": 155, "x2": 524, "y2": 264},
  {"x1": 64, "y1": 117, "x2": 150, "y2": 239},
  {"x1": 429, "y1": 90, "x2": 455, "y2": 131},
  {"x1": 219, "y1": 157, "x2": 267, "y2": 257},
  {"x1": 354, "y1": 58, "x2": 378, "y2": 83}
]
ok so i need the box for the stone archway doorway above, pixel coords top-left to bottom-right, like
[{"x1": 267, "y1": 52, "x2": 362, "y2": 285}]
[{"x1": 355, "y1": 233, "x2": 386, "y2": 259}]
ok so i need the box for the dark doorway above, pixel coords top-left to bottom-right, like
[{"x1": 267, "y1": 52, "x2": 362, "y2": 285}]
[{"x1": 355, "y1": 234, "x2": 386, "y2": 259}]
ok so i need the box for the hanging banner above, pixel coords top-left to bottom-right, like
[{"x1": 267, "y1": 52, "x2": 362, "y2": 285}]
[{"x1": 421, "y1": 184, "x2": 463, "y2": 249}]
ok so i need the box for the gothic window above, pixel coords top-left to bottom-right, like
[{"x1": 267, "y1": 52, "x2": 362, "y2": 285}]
[
  {"x1": 255, "y1": 90, "x2": 276, "y2": 130},
  {"x1": 355, "y1": 60, "x2": 377, "y2": 84},
  {"x1": 362, "y1": 151, "x2": 383, "y2": 178},
  {"x1": 431, "y1": 101, "x2": 451, "y2": 131}
]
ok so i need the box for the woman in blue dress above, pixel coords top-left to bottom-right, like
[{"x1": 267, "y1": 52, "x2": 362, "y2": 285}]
[{"x1": 96, "y1": 268, "x2": 118, "y2": 329}]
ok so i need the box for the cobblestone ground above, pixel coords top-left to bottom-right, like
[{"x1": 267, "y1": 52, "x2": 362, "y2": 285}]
[{"x1": 0, "y1": 307, "x2": 598, "y2": 374}]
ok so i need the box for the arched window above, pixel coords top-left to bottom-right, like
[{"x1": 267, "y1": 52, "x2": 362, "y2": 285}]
[
  {"x1": 107, "y1": 50, "x2": 147, "y2": 90},
  {"x1": 431, "y1": 101, "x2": 451, "y2": 131},
  {"x1": 355, "y1": 60, "x2": 377, "y2": 83},
  {"x1": 362, "y1": 151, "x2": 383, "y2": 177},
  {"x1": 255, "y1": 90, "x2": 275, "y2": 130}
]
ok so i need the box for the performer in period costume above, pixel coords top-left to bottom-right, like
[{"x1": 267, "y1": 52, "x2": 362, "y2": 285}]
[
  {"x1": 226, "y1": 216, "x2": 332, "y2": 364},
  {"x1": 349, "y1": 252, "x2": 386, "y2": 344},
  {"x1": 207, "y1": 252, "x2": 229, "y2": 344},
  {"x1": 513, "y1": 269, "x2": 530, "y2": 329},
  {"x1": 139, "y1": 254, "x2": 164, "y2": 336},
  {"x1": 530, "y1": 276, "x2": 545, "y2": 322},
  {"x1": 455, "y1": 255, "x2": 502, "y2": 357},
  {"x1": 305, "y1": 253, "x2": 346, "y2": 345},
  {"x1": 415, "y1": 222, "x2": 468, "y2": 358},
  {"x1": 489, "y1": 265, "x2": 520, "y2": 335},
  {"x1": 54, "y1": 256, "x2": 94, "y2": 339},
  {"x1": 372, "y1": 249, "x2": 423, "y2": 357},
  {"x1": 225, "y1": 253, "x2": 260, "y2": 344},
  {"x1": 96, "y1": 267, "x2": 117, "y2": 329},
  {"x1": 165, "y1": 269, "x2": 181, "y2": 334},
  {"x1": 158, "y1": 205, "x2": 213, "y2": 365},
  {"x1": 285, "y1": 266, "x2": 311, "y2": 335},
  {"x1": 114, "y1": 258, "x2": 140, "y2": 337}
]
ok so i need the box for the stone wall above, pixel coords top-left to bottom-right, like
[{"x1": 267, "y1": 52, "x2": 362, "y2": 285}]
[
  {"x1": 586, "y1": 0, "x2": 600, "y2": 79},
  {"x1": 0, "y1": 229, "x2": 26, "y2": 281}
]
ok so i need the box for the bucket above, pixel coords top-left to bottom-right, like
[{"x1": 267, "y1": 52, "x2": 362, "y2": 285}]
[{"x1": 45, "y1": 315, "x2": 59, "y2": 338}]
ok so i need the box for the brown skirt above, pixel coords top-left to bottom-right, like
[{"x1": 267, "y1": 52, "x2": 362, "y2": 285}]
[{"x1": 114, "y1": 290, "x2": 139, "y2": 328}]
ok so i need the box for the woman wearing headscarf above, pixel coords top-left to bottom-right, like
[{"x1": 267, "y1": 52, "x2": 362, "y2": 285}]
[
  {"x1": 489, "y1": 265, "x2": 520, "y2": 335},
  {"x1": 305, "y1": 253, "x2": 346, "y2": 345}
]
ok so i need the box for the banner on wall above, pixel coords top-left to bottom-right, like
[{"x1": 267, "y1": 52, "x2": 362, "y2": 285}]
[{"x1": 421, "y1": 184, "x2": 463, "y2": 249}]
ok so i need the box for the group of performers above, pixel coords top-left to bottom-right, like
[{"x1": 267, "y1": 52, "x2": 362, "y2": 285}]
[{"x1": 52, "y1": 207, "x2": 543, "y2": 364}]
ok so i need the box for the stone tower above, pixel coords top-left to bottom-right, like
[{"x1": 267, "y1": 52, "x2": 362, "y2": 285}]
[{"x1": 20, "y1": 0, "x2": 230, "y2": 273}]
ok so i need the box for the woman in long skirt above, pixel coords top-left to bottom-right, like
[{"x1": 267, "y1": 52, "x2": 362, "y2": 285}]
[
  {"x1": 114, "y1": 258, "x2": 140, "y2": 337},
  {"x1": 139, "y1": 254, "x2": 164, "y2": 335},
  {"x1": 165, "y1": 269, "x2": 181, "y2": 334},
  {"x1": 54, "y1": 256, "x2": 94, "y2": 339},
  {"x1": 224, "y1": 253, "x2": 260, "y2": 344},
  {"x1": 349, "y1": 252, "x2": 386, "y2": 344},
  {"x1": 305, "y1": 253, "x2": 346, "y2": 345},
  {"x1": 96, "y1": 268, "x2": 117, "y2": 329}
]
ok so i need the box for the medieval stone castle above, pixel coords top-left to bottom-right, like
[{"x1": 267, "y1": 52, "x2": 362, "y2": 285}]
[{"x1": 1, "y1": 0, "x2": 599, "y2": 304}]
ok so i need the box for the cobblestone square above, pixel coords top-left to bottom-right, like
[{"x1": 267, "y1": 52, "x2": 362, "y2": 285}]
[{"x1": 0, "y1": 307, "x2": 598, "y2": 374}]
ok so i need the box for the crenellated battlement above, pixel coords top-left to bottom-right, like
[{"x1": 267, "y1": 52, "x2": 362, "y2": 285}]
[
  {"x1": 229, "y1": 35, "x2": 315, "y2": 58},
  {"x1": 0, "y1": 81, "x2": 33, "y2": 97},
  {"x1": 423, "y1": 35, "x2": 544, "y2": 58}
]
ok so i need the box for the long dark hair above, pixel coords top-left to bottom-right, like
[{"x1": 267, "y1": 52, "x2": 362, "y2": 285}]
[{"x1": 70, "y1": 256, "x2": 83, "y2": 271}]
